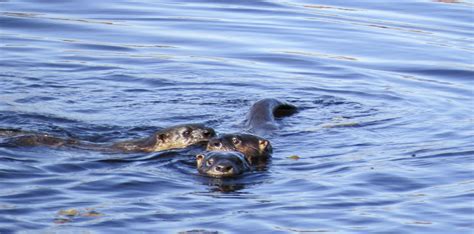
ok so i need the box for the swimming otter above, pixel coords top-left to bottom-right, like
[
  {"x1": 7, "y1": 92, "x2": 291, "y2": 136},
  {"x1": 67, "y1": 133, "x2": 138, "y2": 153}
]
[
  {"x1": 113, "y1": 124, "x2": 216, "y2": 152},
  {"x1": 205, "y1": 98, "x2": 296, "y2": 165},
  {"x1": 196, "y1": 151, "x2": 250, "y2": 178},
  {"x1": 245, "y1": 98, "x2": 297, "y2": 135},
  {"x1": 206, "y1": 133, "x2": 272, "y2": 165},
  {"x1": 0, "y1": 124, "x2": 216, "y2": 153}
]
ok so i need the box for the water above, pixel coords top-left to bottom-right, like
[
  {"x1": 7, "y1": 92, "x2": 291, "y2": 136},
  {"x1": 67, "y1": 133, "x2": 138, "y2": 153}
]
[{"x1": 0, "y1": 0, "x2": 473, "y2": 233}]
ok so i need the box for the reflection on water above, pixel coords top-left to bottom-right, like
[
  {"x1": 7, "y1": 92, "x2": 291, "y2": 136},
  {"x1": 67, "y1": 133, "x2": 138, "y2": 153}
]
[{"x1": 0, "y1": 0, "x2": 473, "y2": 233}]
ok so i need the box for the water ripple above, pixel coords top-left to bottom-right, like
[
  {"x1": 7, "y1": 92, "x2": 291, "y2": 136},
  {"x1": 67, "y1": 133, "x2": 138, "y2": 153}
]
[{"x1": 0, "y1": 0, "x2": 472, "y2": 232}]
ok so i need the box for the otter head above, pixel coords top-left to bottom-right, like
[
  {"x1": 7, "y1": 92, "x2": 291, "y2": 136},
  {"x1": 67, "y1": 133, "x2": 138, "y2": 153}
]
[
  {"x1": 206, "y1": 133, "x2": 272, "y2": 165},
  {"x1": 196, "y1": 151, "x2": 250, "y2": 178},
  {"x1": 152, "y1": 124, "x2": 216, "y2": 151}
]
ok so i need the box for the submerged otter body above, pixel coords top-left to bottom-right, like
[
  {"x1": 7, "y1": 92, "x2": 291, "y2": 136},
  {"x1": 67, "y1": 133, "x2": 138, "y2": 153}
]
[
  {"x1": 196, "y1": 151, "x2": 250, "y2": 178},
  {"x1": 0, "y1": 124, "x2": 216, "y2": 153},
  {"x1": 0, "y1": 128, "x2": 32, "y2": 137},
  {"x1": 4, "y1": 134, "x2": 79, "y2": 148},
  {"x1": 244, "y1": 98, "x2": 297, "y2": 136}
]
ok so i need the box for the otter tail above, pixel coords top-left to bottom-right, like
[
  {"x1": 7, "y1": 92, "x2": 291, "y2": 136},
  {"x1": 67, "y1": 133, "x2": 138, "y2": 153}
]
[
  {"x1": 245, "y1": 98, "x2": 297, "y2": 135},
  {"x1": 272, "y1": 101, "x2": 298, "y2": 118}
]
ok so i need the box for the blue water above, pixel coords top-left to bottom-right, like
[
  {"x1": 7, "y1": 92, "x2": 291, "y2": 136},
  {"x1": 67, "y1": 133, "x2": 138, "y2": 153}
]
[{"x1": 1, "y1": 0, "x2": 473, "y2": 233}]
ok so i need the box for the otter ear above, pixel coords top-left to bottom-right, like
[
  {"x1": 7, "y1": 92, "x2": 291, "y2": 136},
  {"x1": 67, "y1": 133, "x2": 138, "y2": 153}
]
[
  {"x1": 196, "y1": 154, "x2": 205, "y2": 160},
  {"x1": 258, "y1": 139, "x2": 270, "y2": 151},
  {"x1": 196, "y1": 154, "x2": 205, "y2": 167}
]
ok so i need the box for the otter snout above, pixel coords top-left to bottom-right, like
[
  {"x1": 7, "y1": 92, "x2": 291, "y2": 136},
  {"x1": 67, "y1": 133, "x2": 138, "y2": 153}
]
[
  {"x1": 190, "y1": 126, "x2": 216, "y2": 144},
  {"x1": 196, "y1": 151, "x2": 250, "y2": 178},
  {"x1": 214, "y1": 161, "x2": 234, "y2": 173},
  {"x1": 209, "y1": 159, "x2": 238, "y2": 177},
  {"x1": 202, "y1": 128, "x2": 215, "y2": 138}
]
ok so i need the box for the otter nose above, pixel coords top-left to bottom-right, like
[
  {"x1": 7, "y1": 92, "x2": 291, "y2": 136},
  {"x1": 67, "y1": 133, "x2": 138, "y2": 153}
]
[
  {"x1": 203, "y1": 129, "x2": 214, "y2": 137},
  {"x1": 215, "y1": 164, "x2": 233, "y2": 173}
]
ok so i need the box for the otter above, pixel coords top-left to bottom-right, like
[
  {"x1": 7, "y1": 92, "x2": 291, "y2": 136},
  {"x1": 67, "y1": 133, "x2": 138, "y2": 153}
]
[
  {"x1": 206, "y1": 133, "x2": 272, "y2": 165},
  {"x1": 113, "y1": 124, "x2": 215, "y2": 152},
  {"x1": 204, "y1": 99, "x2": 296, "y2": 168},
  {"x1": 196, "y1": 151, "x2": 250, "y2": 178},
  {"x1": 0, "y1": 124, "x2": 216, "y2": 153},
  {"x1": 244, "y1": 98, "x2": 297, "y2": 136}
]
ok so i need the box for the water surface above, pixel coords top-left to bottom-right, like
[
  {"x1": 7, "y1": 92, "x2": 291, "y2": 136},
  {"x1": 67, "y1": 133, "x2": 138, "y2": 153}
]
[{"x1": 0, "y1": 0, "x2": 473, "y2": 233}]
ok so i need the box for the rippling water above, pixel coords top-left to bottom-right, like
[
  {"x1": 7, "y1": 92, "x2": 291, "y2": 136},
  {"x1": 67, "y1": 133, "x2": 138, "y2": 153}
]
[{"x1": 1, "y1": 0, "x2": 473, "y2": 233}]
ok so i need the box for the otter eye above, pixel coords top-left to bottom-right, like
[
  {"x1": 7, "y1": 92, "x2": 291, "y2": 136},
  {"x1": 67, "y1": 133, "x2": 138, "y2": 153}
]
[
  {"x1": 182, "y1": 129, "x2": 191, "y2": 137},
  {"x1": 206, "y1": 159, "x2": 214, "y2": 166},
  {"x1": 232, "y1": 137, "x2": 241, "y2": 145}
]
